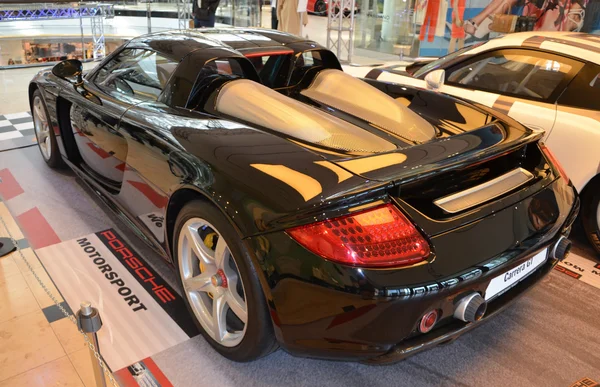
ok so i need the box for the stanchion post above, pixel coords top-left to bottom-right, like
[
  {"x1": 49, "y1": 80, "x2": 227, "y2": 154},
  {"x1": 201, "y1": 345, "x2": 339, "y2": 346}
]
[
  {"x1": 77, "y1": 302, "x2": 107, "y2": 387},
  {"x1": 147, "y1": 0, "x2": 152, "y2": 34}
]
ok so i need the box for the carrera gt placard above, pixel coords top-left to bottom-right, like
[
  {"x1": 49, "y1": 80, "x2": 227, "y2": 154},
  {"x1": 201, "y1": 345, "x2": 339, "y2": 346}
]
[{"x1": 485, "y1": 248, "x2": 547, "y2": 301}]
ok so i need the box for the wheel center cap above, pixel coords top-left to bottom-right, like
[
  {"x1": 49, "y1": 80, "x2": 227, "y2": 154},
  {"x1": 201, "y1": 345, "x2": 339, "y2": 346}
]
[{"x1": 211, "y1": 269, "x2": 228, "y2": 288}]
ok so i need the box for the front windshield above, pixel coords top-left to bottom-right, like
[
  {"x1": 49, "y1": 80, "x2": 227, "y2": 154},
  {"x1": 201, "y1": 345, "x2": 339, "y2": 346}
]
[{"x1": 413, "y1": 43, "x2": 483, "y2": 78}]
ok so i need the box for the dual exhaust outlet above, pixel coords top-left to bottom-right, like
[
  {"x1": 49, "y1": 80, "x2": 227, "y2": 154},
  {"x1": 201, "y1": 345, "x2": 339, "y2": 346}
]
[
  {"x1": 418, "y1": 237, "x2": 572, "y2": 330},
  {"x1": 453, "y1": 236, "x2": 571, "y2": 323}
]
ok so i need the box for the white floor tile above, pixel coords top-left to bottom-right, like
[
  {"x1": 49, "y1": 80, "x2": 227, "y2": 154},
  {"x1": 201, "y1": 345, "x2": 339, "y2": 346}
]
[
  {"x1": 4, "y1": 112, "x2": 30, "y2": 120},
  {"x1": 0, "y1": 120, "x2": 11, "y2": 127},
  {"x1": 0, "y1": 131, "x2": 23, "y2": 141},
  {"x1": 14, "y1": 122, "x2": 34, "y2": 130}
]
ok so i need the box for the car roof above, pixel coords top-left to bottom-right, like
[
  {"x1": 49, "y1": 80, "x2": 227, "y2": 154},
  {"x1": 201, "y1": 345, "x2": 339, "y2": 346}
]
[
  {"x1": 465, "y1": 32, "x2": 600, "y2": 65},
  {"x1": 126, "y1": 28, "x2": 317, "y2": 62}
]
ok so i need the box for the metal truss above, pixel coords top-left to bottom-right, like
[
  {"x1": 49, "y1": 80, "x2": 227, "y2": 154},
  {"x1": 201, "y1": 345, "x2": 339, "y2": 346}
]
[
  {"x1": 177, "y1": 0, "x2": 191, "y2": 30},
  {"x1": 90, "y1": 6, "x2": 106, "y2": 60},
  {"x1": 0, "y1": 3, "x2": 115, "y2": 22},
  {"x1": 0, "y1": 3, "x2": 114, "y2": 61},
  {"x1": 326, "y1": 0, "x2": 355, "y2": 63}
]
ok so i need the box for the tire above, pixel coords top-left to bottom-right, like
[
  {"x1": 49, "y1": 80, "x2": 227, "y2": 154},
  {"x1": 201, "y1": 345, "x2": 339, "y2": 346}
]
[
  {"x1": 581, "y1": 178, "x2": 600, "y2": 256},
  {"x1": 31, "y1": 89, "x2": 63, "y2": 168},
  {"x1": 315, "y1": 0, "x2": 327, "y2": 15},
  {"x1": 173, "y1": 200, "x2": 278, "y2": 361}
]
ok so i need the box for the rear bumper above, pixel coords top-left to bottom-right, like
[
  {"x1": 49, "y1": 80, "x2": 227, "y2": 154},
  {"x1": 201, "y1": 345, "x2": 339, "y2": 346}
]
[
  {"x1": 251, "y1": 183, "x2": 578, "y2": 362},
  {"x1": 364, "y1": 240, "x2": 559, "y2": 364},
  {"x1": 365, "y1": 195, "x2": 577, "y2": 364}
]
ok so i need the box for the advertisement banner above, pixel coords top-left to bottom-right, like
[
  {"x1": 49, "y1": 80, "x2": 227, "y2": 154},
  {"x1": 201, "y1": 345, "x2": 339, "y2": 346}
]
[{"x1": 418, "y1": 0, "x2": 600, "y2": 56}]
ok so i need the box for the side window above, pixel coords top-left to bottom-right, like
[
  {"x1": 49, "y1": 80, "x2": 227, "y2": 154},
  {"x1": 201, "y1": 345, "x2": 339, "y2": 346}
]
[
  {"x1": 447, "y1": 51, "x2": 574, "y2": 100},
  {"x1": 557, "y1": 63, "x2": 600, "y2": 110},
  {"x1": 94, "y1": 49, "x2": 178, "y2": 101},
  {"x1": 302, "y1": 51, "x2": 315, "y2": 67},
  {"x1": 204, "y1": 58, "x2": 247, "y2": 77}
]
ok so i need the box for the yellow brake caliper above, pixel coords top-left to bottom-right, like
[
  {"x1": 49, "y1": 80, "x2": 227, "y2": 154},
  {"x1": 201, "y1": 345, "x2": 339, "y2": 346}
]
[{"x1": 201, "y1": 232, "x2": 218, "y2": 299}]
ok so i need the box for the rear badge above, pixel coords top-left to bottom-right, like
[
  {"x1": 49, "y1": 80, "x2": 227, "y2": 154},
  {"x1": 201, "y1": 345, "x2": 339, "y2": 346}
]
[{"x1": 485, "y1": 248, "x2": 547, "y2": 301}]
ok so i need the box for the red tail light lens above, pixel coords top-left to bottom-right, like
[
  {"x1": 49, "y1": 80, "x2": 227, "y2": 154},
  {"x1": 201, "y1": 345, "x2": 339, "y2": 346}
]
[
  {"x1": 287, "y1": 204, "x2": 430, "y2": 268},
  {"x1": 540, "y1": 143, "x2": 569, "y2": 184}
]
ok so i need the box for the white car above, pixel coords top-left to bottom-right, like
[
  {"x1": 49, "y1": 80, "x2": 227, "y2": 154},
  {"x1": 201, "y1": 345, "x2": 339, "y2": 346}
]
[{"x1": 345, "y1": 31, "x2": 600, "y2": 255}]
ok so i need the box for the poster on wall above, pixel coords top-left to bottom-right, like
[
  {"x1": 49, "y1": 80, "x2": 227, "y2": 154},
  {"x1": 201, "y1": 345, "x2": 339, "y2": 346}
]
[{"x1": 417, "y1": 0, "x2": 600, "y2": 56}]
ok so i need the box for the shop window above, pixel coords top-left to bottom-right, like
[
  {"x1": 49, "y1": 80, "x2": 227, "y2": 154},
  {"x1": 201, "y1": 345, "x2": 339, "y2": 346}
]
[
  {"x1": 447, "y1": 51, "x2": 572, "y2": 100},
  {"x1": 94, "y1": 49, "x2": 178, "y2": 102}
]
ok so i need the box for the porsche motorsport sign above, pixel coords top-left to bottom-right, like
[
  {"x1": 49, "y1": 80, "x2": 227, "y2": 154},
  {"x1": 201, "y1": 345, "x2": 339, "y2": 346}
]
[{"x1": 36, "y1": 229, "x2": 197, "y2": 370}]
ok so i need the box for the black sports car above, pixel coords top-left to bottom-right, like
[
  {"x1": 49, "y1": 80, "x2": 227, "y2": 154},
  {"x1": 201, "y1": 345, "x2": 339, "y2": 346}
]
[{"x1": 29, "y1": 28, "x2": 578, "y2": 363}]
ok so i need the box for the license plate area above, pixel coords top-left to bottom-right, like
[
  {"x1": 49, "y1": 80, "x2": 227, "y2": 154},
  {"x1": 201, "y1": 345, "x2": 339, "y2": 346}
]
[{"x1": 484, "y1": 248, "x2": 548, "y2": 301}]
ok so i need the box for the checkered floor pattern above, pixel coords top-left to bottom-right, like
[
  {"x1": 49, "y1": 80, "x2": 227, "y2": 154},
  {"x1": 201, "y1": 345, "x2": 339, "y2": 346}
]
[{"x1": 0, "y1": 112, "x2": 37, "y2": 152}]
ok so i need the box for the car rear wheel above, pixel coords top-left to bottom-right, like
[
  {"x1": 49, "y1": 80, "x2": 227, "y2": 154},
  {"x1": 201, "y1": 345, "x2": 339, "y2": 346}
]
[
  {"x1": 32, "y1": 90, "x2": 63, "y2": 168},
  {"x1": 174, "y1": 200, "x2": 278, "y2": 361},
  {"x1": 315, "y1": 0, "x2": 327, "y2": 14},
  {"x1": 581, "y1": 178, "x2": 600, "y2": 256}
]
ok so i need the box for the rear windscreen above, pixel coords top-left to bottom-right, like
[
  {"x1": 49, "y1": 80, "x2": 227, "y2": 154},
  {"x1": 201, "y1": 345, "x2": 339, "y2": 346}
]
[
  {"x1": 185, "y1": 57, "x2": 258, "y2": 110},
  {"x1": 163, "y1": 52, "x2": 260, "y2": 109},
  {"x1": 245, "y1": 54, "x2": 293, "y2": 89},
  {"x1": 289, "y1": 49, "x2": 342, "y2": 87}
]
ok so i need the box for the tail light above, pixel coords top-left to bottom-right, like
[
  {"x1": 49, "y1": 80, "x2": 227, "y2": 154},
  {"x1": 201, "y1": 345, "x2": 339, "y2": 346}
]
[
  {"x1": 287, "y1": 204, "x2": 430, "y2": 268},
  {"x1": 540, "y1": 143, "x2": 569, "y2": 184}
]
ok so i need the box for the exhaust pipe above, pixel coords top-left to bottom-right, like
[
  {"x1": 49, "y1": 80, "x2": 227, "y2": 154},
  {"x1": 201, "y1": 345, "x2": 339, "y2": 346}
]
[
  {"x1": 452, "y1": 238, "x2": 570, "y2": 323},
  {"x1": 551, "y1": 236, "x2": 571, "y2": 261},
  {"x1": 454, "y1": 292, "x2": 487, "y2": 323}
]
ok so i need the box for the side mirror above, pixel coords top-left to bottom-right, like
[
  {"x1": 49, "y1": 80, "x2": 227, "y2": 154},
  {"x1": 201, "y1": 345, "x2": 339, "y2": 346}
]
[
  {"x1": 425, "y1": 69, "x2": 445, "y2": 91},
  {"x1": 52, "y1": 59, "x2": 83, "y2": 86}
]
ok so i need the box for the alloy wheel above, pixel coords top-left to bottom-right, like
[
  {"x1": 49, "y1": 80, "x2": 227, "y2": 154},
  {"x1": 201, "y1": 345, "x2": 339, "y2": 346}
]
[
  {"x1": 178, "y1": 217, "x2": 248, "y2": 347},
  {"x1": 32, "y1": 95, "x2": 51, "y2": 160}
]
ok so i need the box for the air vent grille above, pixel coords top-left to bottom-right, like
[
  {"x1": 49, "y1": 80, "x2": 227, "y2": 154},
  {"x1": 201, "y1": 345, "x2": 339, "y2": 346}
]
[{"x1": 434, "y1": 168, "x2": 534, "y2": 213}]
